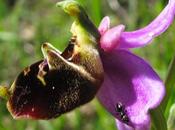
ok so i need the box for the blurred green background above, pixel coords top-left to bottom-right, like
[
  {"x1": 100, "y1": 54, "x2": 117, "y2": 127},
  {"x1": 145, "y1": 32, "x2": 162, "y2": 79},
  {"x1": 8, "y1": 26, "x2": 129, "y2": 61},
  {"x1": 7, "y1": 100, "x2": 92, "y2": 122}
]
[{"x1": 0, "y1": 0, "x2": 175, "y2": 130}]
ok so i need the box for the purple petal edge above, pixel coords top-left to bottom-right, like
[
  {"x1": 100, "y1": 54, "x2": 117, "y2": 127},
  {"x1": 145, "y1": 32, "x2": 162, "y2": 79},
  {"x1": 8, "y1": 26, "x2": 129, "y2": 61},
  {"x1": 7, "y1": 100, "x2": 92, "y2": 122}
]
[
  {"x1": 116, "y1": 119, "x2": 150, "y2": 130},
  {"x1": 119, "y1": 0, "x2": 175, "y2": 48},
  {"x1": 97, "y1": 50, "x2": 165, "y2": 129}
]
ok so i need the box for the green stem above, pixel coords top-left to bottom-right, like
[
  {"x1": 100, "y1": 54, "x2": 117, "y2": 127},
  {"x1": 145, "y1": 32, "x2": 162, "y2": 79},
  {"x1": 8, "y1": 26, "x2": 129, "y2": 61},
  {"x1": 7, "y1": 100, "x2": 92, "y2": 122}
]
[
  {"x1": 91, "y1": 0, "x2": 101, "y2": 25},
  {"x1": 161, "y1": 55, "x2": 175, "y2": 111}
]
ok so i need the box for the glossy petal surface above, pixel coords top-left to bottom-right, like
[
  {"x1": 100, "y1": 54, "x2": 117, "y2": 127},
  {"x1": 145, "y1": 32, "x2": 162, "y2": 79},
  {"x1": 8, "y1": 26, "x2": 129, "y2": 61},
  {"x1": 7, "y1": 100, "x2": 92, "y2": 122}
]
[
  {"x1": 97, "y1": 49, "x2": 165, "y2": 128},
  {"x1": 119, "y1": 0, "x2": 175, "y2": 48}
]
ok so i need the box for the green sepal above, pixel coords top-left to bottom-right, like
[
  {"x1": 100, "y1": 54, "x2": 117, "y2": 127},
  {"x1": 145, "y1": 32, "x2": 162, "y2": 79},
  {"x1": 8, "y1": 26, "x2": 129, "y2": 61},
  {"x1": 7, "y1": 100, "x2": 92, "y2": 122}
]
[{"x1": 56, "y1": 0, "x2": 100, "y2": 40}]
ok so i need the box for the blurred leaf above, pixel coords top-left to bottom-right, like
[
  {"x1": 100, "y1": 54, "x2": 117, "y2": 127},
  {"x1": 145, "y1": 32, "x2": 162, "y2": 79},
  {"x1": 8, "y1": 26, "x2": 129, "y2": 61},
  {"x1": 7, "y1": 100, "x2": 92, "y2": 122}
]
[
  {"x1": 0, "y1": 32, "x2": 17, "y2": 42},
  {"x1": 167, "y1": 103, "x2": 175, "y2": 130},
  {"x1": 93, "y1": 99, "x2": 116, "y2": 130},
  {"x1": 161, "y1": 55, "x2": 175, "y2": 116},
  {"x1": 39, "y1": 121, "x2": 54, "y2": 130},
  {"x1": 150, "y1": 107, "x2": 167, "y2": 130},
  {"x1": 90, "y1": 0, "x2": 101, "y2": 25},
  {"x1": 0, "y1": 1, "x2": 8, "y2": 20}
]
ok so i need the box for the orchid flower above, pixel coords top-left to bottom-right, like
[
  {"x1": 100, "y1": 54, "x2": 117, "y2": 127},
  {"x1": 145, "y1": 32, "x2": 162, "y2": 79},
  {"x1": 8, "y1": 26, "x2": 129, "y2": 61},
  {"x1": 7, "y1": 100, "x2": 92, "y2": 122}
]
[
  {"x1": 0, "y1": 0, "x2": 174, "y2": 130},
  {"x1": 97, "y1": 0, "x2": 175, "y2": 129}
]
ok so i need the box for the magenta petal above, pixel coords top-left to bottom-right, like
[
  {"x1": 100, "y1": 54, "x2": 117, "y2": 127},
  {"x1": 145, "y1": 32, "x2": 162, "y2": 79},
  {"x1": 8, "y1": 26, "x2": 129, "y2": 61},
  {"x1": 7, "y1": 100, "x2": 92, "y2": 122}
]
[
  {"x1": 119, "y1": 0, "x2": 175, "y2": 48},
  {"x1": 98, "y1": 16, "x2": 110, "y2": 35},
  {"x1": 116, "y1": 119, "x2": 150, "y2": 130},
  {"x1": 100, "y1": 25, "x2": 125, "y2": 52},
  {"x1": 116, "y1": 119, "x2": 135, "y2": 130},
  {"x1": 97, "y1": 50, "x2": 165, "y2": 128}
]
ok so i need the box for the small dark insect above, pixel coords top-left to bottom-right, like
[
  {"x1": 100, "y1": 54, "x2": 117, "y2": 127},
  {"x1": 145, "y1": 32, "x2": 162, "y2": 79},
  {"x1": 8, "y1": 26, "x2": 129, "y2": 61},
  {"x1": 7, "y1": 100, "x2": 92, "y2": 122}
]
[
  {"x1": 121, "y1": 115, "x2": 129, "y2": 123},
  {"x1": 115, "y1": 102, "x2": 124, "y2": 112},
  {"x1": 115, "y1": 102, "x2": 129, "y2": 123}
]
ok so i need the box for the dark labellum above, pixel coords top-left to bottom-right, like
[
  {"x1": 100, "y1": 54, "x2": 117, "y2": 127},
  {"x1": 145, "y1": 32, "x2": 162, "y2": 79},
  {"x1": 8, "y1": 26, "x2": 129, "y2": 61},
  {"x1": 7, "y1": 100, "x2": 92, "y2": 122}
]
[
  {"x1": 115, "y1": 102, "x2": 129, "y2": 123},
  {"x1": 8, "y1": 59, "x2": 98, "y2": 119},
  {"x1": 7, "y1": 38, "x2": 103, "y2": 119}
]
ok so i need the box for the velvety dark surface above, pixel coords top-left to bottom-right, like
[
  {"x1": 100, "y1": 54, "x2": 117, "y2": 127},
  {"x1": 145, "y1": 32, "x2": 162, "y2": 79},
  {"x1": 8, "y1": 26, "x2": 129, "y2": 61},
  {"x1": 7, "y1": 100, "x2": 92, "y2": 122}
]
[{"x1": 9, "y1": 60, "x2": 97, "y2": 119}]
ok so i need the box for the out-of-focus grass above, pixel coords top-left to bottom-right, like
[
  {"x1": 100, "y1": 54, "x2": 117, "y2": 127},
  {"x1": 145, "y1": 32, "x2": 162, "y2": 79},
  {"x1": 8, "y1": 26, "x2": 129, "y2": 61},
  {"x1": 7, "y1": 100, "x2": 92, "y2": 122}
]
[{"x1": 0, "y1": 0, "x2": 174, "y2": 130}]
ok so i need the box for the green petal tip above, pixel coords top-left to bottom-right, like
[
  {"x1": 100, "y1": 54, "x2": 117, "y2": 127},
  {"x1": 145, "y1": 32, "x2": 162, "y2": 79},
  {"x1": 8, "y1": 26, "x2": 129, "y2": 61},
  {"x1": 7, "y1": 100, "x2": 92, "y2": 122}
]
[{"x1": 56, "y1": 0, "x2": 80, "y2": 16}]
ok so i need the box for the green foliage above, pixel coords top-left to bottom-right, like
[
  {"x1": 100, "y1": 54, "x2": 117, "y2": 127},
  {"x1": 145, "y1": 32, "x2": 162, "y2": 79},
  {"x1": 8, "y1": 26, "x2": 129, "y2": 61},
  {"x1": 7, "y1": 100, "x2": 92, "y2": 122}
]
[{"x1": 0, "y1": 0, "x2": 175, "y2": 130}]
